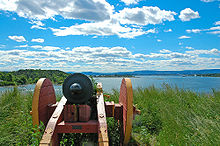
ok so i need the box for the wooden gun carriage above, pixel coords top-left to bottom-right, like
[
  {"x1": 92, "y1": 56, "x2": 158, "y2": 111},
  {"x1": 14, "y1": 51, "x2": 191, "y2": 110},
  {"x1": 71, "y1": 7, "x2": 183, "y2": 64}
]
[{"x1": 31, "y1": 73, "x2": 140, "y2": 145}]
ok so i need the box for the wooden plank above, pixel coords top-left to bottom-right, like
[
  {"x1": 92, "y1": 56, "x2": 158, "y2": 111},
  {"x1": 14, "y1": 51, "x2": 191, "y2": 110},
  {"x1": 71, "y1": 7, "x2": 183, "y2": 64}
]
[
  {"x1": 56, "y1": 120, "x2": 98, "y2": 133},
  {"x1": 105, "y1": 101, "x2": 115, "y2": 117},
  {"x1": 40, "y1": 96, "x2": 67, "y2": 146},
  {"x1": 114, "y1": 104, "x2": 123, "y2": 121},
  {"x1": 64, "y1": 105, "x2": 78, "y2": 122},
  {"x1": 97, "y1": 83, "x2": 109, "y2": 146}
]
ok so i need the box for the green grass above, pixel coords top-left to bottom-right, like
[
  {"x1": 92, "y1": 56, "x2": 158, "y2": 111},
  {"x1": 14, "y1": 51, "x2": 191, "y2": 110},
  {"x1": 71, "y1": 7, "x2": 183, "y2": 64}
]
[
  {"x1": 107, "y1": 84, "x2": 220, "y2": 145},
  {"x1": 0, "y1": 85, "x2": 220, "y2": 145},
  {"x1": 0, "y1": 87, "x2": 43, "y2": 145}
]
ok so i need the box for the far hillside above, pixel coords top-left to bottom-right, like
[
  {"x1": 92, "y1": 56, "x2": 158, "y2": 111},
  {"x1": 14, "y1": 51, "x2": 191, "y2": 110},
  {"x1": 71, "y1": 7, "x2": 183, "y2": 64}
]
[{"x1": 0, "y1": 69, "x2": 69, "y2": 86}]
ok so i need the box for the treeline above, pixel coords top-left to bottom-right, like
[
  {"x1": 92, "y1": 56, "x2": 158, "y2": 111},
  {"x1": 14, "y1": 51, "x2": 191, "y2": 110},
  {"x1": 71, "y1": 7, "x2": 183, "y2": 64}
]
[
  {"x1": 93, "y1": 74, "x2": 135, "y2": 78},
  {"x1": 197, "y1": 73, "x2": 220, "y2": 77},
  {"x1": 0, "y1": 69, "x2": 69, "y2": 86}
]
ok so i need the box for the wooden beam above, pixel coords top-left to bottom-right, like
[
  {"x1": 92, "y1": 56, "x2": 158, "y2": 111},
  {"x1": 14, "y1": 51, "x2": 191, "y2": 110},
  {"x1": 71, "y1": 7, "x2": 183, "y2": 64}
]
[
  {"x1": 97, "y1": 83, "x2": 109, "y2": 146},
  {"x1": 56, "y1": 120, "x2": 98, "y2": 133},
  {"x1": 40, "y1": 96, "x2": 67, "y2": 146},
  {"x1": 105, "y1": 101, "x2": 115, "y2": 117}
]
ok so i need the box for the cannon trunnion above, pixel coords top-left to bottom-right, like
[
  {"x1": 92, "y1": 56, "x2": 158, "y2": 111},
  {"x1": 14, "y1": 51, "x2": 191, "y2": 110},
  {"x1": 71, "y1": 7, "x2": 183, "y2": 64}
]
[{"x1": 31, "y1": 73, "x2": 140, "y2": 145}]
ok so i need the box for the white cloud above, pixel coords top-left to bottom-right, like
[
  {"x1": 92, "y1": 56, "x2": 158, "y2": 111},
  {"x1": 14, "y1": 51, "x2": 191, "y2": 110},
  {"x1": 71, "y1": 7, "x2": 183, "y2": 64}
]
[
  {"x1": 0, "y1": 44, "x2": 5, "y2": 48},
  {"x1": 16, "y1": 44, "x2": 28, "y2": 48},
  {"x1": 186, "y1": 48, "x2": 220, "y2": 55},
  {"x1": 0, "y1": 0, "x2": 114, "y2": 21},
  {"x1": 115, "y1": 6, "x2": 177, "y2": 25},
  {"x1": 208, "y1": 31, "x2": 220, "y2": 34},
  {"x1": 8, "y1": 35, "x2": 26, "y2": 42},
  {"x1": 178, "y1": 35, "x2": 191, "y2": 39},
  {"x1": 50, "y1": 6, "x2": 176, "y2": 38},
  {"x1": 179, "y1": 8, "x2": 200, "y2": 22},
  {"x1": 201, "y1": 0, "x2": 219, "y2": 2},
  {"x1": 31, "y1": 45, "x2": 43, "y2": 49},
  {"x1": 160, "y1": 49, "x2": 171, "y2": 53},
  {"x1": 164, "y1": 29, "x2": 172, "y2": 32},
  {"x1": 43, "y1": 46, "x2": 60, "y2": 51},
  {"x1": 179, "y1": 42, "x2": 183, "y2": 45},
  {"x1": 157, "y1": 39, "x2": 162, "y2": 42},
  {"x1": 186, "y1": 29, "x2": 202, "y2": 33},
  {"x1": 31, "y1": 25, "x2": 46, "y2": 30},
  {"x1": 0, "y1": 1, "x2": 180, "y2": 38},
  {"x1": 214, "y1": 21, "x2": 220, "y2": 25},
  {"x1": 186, "y1": 46, "x2": 194, "y2": 50},
  {"x1": 120, "y1": 0, "x2": 141, "y2": 5},
  {"x1": 31, "y1": 38, "x2": 44, "y2": 43},
  {"x1": 51, "y1": 20, "x2": 155, "y2": 38},
  {"x1": 29, "y1": 20, "x2": 46, "y2": 29},
  {"x1": 0, "y1": 46, "x2": 219, "y2": 72},
  {"x1": 186, "y1": 25, "x2": 220, "y2": 36},
  {"x1": 209, "y1": 26, "x2": 220, "y2": 31},
  {"x1": 0, "y1": 0, "x2": 17, "y2": 11}
]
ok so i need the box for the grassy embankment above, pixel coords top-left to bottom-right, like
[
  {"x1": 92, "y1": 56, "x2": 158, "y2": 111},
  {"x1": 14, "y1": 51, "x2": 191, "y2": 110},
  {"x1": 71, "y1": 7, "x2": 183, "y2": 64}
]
[{"x1": 0, "y1": 85, "x2": 220, "y2": 145}]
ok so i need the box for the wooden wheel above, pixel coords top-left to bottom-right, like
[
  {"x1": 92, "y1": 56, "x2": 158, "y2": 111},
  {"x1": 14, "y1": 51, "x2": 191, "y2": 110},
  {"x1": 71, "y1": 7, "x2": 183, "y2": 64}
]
[
  {"x1": 32, "y1": 78, "x2": 56, "y2": 127},
  {"x1": 119, "y1": 78, "x2": 133, "y2": 145}
]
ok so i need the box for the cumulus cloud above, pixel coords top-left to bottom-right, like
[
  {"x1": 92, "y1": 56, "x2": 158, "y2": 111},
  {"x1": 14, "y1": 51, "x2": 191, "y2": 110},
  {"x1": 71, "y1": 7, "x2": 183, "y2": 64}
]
[
  {"x1": 186, "y1": 29, "x2": 202, "y2": 33},
  {"x1": 164, "y1": 29, "x2": 172, "y2": 32},
  {"x1": 179, "y1": 8, "x2": 200, "y2": 22},
  {"x1": 0, "y1": 0, "x2": 114, "y2": 21},
  {"x1": 115, "y1": 6, "x2": 177, "y2": 25},
  {"x1": 0, "y1": 46, "x2": 219, "y2": 72},
  {"x1": 16, "y1": 44, "x2": 28, "y2": 48},
  {"x1": 186, "y1": 48, "x2": 220, "y2": 55},
  {"x1": 178, "y1": 35, "x2": 191, "y2": 39},
  {"x1": 50, "y1": 6, "x2": 176, "y2": 38},
  {"x1": 30, "y1": 20, "x2": 46, "y2": 30},
  {"x1": 0, "y1": 44, "x2": 5, "y2": 48},
  {"x1": 8, "y1": 35, "x2": 26, "y2": 42},
  {"x1": 31, "y1": 45, "x2": 43, "y2": 49},
  {"x1": 51, "y1": 20, "x2": 155, "y2": 38},
  {"x1": 186, "y1": 46, "x2": 194, "y2": 50},
  {"x1": 201, "y1": 0, "x2": 219, "y2": 2},
  {"x1": 31, "y1": 38, "x2": 44, "y2": 43},
  {"x1": 214, "y1": 21, "x2": 220, "y2": 25},
  {"x1": 0, "y1": 0, "x2": 17, "y2": 11},
  {"x1": 0, "y1": 1, "x2": 180, "y2": 38},
  {"x1": 120, "y1": 0, "x2": 141, "y2": 5},
  {"x1": 208, "y1": 31, "x2": 220, "y2": 34},
  {"x1": 43, "y1": 46, "x2": 60, "y2": 51},
  {"x1": 186, "y1": 25, "x2": 220, "y2": 36},
  {"x1": 160, "y1": 49, "x2": 171, "y2": 53}
]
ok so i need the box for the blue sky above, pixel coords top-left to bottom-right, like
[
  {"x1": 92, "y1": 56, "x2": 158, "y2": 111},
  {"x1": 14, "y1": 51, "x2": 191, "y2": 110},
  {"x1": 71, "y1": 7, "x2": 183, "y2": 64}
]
[{"x1": 0, "y1": 0, "x2": 219, "y2": 72}]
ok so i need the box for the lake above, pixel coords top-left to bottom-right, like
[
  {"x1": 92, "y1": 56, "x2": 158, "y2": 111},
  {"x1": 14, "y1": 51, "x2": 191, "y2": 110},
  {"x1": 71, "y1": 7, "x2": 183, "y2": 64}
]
[{"x1": 0, "y1": 75, "x2": 220, "y2": 95}]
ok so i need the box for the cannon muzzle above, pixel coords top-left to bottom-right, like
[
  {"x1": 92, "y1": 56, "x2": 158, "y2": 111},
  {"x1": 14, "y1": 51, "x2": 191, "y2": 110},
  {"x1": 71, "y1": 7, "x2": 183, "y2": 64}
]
[{"x1": 62, "y1": 73, "x2": 93, "y2": 104}]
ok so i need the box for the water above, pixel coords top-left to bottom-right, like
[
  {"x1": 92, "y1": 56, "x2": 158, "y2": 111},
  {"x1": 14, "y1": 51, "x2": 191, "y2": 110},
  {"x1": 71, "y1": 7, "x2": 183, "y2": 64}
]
[{"x1": 0, "y1": 76, "x2": 220, "y2": 94}]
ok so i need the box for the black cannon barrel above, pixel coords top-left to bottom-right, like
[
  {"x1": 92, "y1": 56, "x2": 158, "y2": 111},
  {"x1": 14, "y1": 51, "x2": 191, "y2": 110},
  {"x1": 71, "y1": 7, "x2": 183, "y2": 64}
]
[{"x1": 62, "y1": 73, "x2": 93, "y2": 104}]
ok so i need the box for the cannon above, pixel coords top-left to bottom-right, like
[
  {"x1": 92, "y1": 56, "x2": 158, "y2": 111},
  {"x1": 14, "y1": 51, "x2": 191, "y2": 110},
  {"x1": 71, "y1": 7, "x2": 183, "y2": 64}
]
[{"x1": 31, "y1": 73, "x2": 140, "y2": 145}]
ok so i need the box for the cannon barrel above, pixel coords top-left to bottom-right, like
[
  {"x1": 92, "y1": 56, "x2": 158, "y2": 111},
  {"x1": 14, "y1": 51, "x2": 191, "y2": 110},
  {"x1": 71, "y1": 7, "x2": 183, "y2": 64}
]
[{"x1": 62, "y1": 73, "x2": 93, "y2": 104}]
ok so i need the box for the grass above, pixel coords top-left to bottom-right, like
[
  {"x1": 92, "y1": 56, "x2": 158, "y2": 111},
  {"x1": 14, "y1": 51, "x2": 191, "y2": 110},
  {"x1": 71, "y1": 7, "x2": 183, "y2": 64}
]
[
  {"x1": 0, "y1": 87, "x2": 44, "y2": 145},
  {"x1": 0, "y1": 85, "x2": 220, "y2": 145},
  {"x1": 107, "y1": 84, "x2": 220, "y2": 145}
]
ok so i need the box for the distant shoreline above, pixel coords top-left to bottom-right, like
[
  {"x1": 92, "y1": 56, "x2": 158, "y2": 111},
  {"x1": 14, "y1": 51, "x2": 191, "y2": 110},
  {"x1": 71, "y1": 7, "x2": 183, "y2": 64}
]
[{"x1": 92, "y1": 75, "x2": 136, "y2": 78}]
